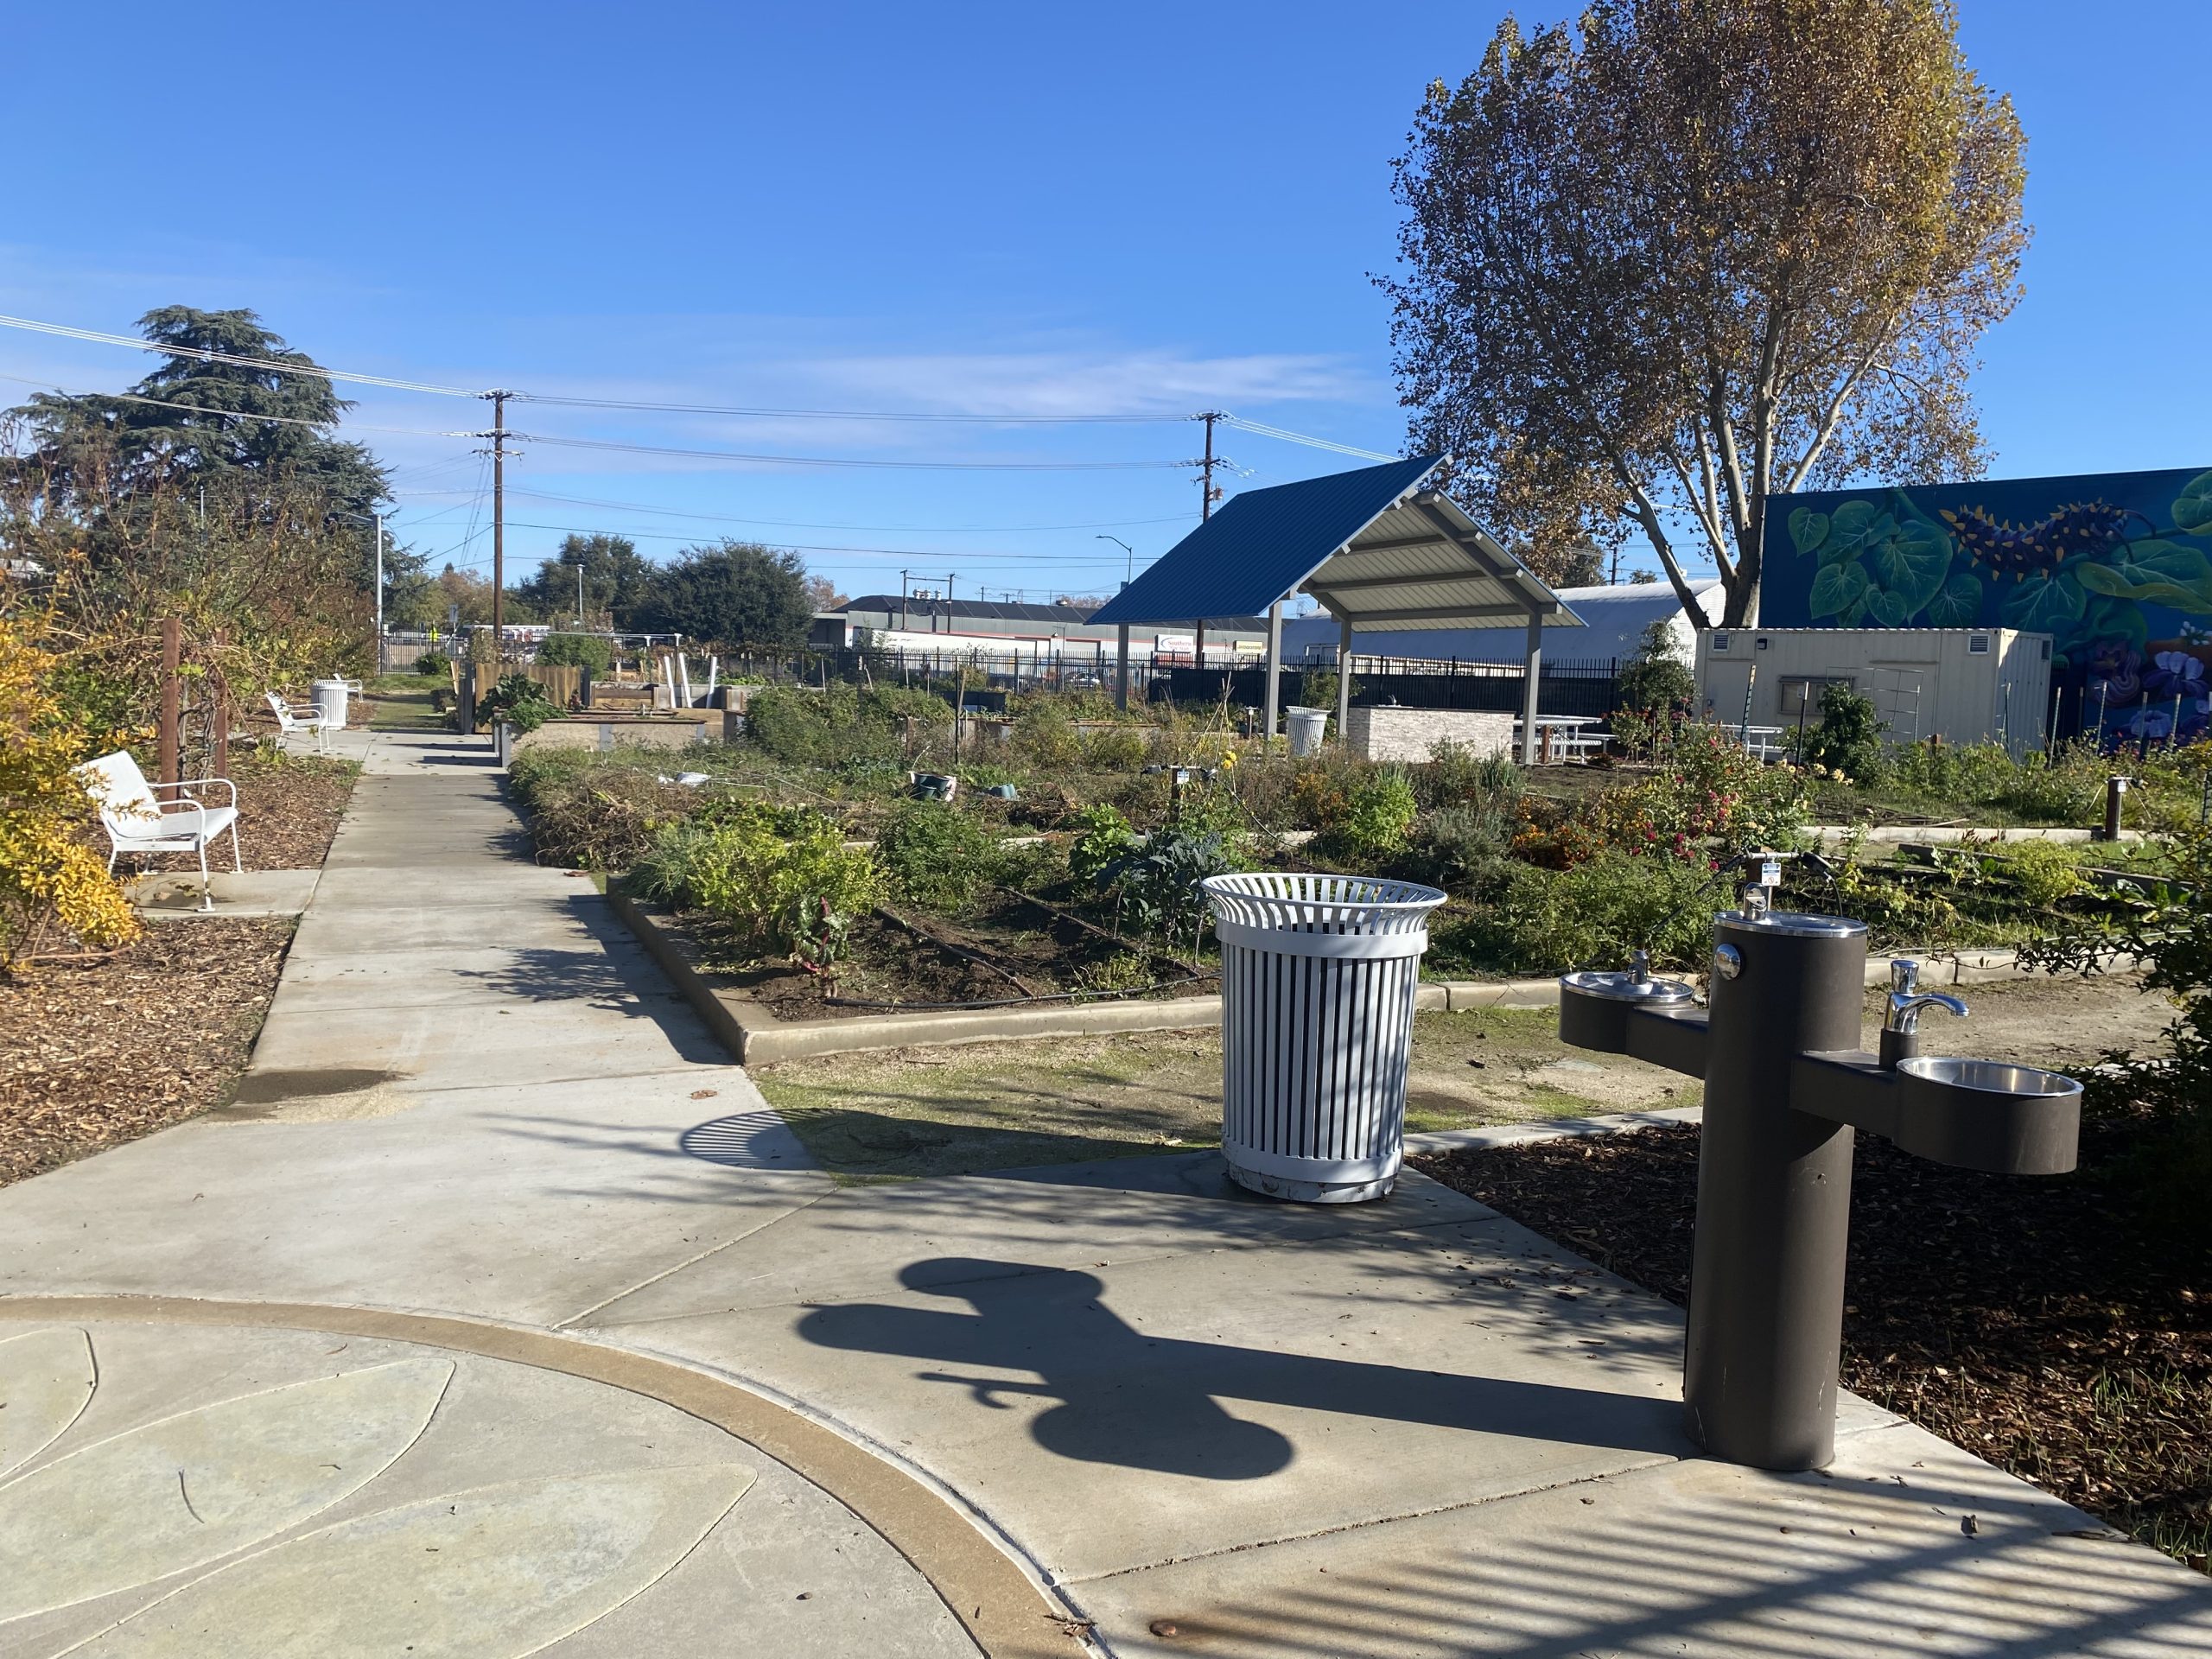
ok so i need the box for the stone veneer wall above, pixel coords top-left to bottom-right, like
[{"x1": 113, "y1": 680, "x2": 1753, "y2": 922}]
[{"x1": 1342, "y1": 707, "x2": 1514, "y2": 763}]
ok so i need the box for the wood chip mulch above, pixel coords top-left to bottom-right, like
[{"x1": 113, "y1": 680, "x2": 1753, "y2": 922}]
[
  {"x1": 1412, "y1": 1122, "x2": 2212, "y2": 1573},
  {"x1": 133, "y1": 752, "x2": 358, "y2": 874},
  {"x1": 0, "y1": 918, "x2": 295, "y2": 1188}
]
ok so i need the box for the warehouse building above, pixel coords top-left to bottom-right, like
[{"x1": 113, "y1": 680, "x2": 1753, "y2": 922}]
[{"x1": 812, "y1": 594, "x2": 1272, "y2": 667}]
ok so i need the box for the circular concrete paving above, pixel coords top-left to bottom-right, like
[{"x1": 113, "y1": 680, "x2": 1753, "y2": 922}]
[{"x1": 0, "y1": 1301, "x2": 1086, "y2": 1659}]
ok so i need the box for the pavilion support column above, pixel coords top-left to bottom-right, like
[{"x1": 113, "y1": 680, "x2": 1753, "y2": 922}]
[
  {"x1": 1116, "y1": 623, "x2": 1130, "y2": 713},
  {"x1": 1335, "y1": 611, "x2": 1353, "y2": 747},
  {"x1": 1519, "y1": 608, "x2": 1543, "y2": 766},
  {"x1": 1262, "y1": 601, "x2": 1283, "y2": 743}
]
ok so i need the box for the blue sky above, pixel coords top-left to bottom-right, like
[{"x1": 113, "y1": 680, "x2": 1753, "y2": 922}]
[{"x1": 3, "y1": 1, "x2": 2206, "y2": 605}]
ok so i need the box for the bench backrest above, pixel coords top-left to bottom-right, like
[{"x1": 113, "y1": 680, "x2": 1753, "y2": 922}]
[
  {"x1": 73, "y1": 751, "x2": 162, "y2": 834},
  {"x1": 264, "y1": 691, "x2": 302, "y2": 730}
]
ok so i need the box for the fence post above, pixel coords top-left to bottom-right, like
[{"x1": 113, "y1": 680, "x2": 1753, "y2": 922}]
[
  {"x1": 208, "y1": 626, "x2": 230, "y2": 770},
  {"x1": 158, "y1": 617, "x2": 181, "y2": 786}
]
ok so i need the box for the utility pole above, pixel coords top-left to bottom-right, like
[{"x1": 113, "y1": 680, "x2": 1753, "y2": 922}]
[
  {"x1": 576, "y1": 560, "x2": 585, "y2": 629},
  {"x1": 486, "y1": 390, "x2": 511, "y2": 656},
  {"x1": 1198, "y1": 410, "x2": 1224, "y2": 521},
  {"x1": 373, "y1": 510, "x2": 386, "y2": 658}
]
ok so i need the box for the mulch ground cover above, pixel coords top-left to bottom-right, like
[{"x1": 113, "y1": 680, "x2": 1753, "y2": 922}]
[
  {"x1": 1411, "y1": 1121, "x2": 2211, "y2": 1573},
  {"x1": 135, "y1": 750, "x2": 358, "y2": 874},
  {"x1": 0, "y1": 918, "x2": 295, "y2": 1188}
]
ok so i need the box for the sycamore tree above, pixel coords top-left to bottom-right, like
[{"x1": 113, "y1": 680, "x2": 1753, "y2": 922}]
[{"x1": 1382, "y1": 0, "x2": 2028, "y2": 626}]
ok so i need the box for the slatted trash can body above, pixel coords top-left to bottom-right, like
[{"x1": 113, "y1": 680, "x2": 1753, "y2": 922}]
[{"x1": 1201, "y1": 873, "x2": 1447, "y2": 1203}]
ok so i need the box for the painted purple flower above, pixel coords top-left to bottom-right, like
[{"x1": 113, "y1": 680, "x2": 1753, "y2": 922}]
[
  {"x1": 2144, "y1": 651, "x2": 2208, "y2": 698},
  {"x1": 2125, "y1": 703, "x2": 2175, "y2": 741}
]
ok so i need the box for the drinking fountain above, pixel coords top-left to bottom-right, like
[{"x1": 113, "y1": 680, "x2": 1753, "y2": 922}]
[{"x1": 1556, "y1": 902, "x2": 2082, "y2": 1471}]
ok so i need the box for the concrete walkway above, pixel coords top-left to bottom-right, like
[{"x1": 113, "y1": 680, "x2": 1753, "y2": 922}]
[{"x1": 3, "y1": 727, "x2": 2209, "y2": 1656}]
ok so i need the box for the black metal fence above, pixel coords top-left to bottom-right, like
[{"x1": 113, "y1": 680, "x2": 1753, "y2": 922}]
[
  {"x1": 1160, "y1": 658, "x2": 1627, "y2": 720},
  {"x1": 658, "y1": 645, "x2": 1633, "y2": 716}
]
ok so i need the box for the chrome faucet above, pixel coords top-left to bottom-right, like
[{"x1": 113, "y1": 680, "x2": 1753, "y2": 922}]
[{"x1": 1885, "y1": 959, "x2": 1967, "y2": 1035}]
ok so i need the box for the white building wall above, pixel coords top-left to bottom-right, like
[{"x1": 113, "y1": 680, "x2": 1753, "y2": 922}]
[{"x1": 1693, "y1": 627, "x2": 2053, "y2": 756}]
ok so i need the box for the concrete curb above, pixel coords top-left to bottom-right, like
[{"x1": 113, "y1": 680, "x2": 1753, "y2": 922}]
[
  {"x1": 610, "y1": 887, "x2": 1224, "y2": 1065},
  {"x1": 1811, "y1": 823, "x2": 2144, "y2": 846},
  {"x1": 1407, "y1": 1104, "x2": 1706, "y2": 1157},
  {"x1": 613, "y1": 885, "x2": 2118, "y2": 1062}
]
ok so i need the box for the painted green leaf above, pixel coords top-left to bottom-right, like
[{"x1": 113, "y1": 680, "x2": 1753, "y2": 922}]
[
  {"x1": 1866, "y1": 588, "x2": 1915, "y2": 628},
  {"x1": 2075, "y1": 543, "x2": 2212, "y2": 614},
  {"x1": 1823, "y1": 499, "x2": 1890, "y2": 563},
  {"x1": 1788, "y1": 506, "x2": 1832, "y2": 559},
  {"x1": 1808, "y1": 558, "x2": 1868, "y2": 619},
  {"x1": 2080, "y1": 594, "x2": 2149, "y2": 654},
  {"x1": 1837, "y1": 596, "x2": 1872, "y2": 626},
  {"x1": 1999, "y1": 571, "x2": 2087, "y2": 633},
  {"x1": 2172, "y1": 470, "x2": 2212, "y2": 535},
  {"x1": 1862, "y1": 517, "x2": 1953, "y2": 616},
  {"x1": 1923, "y1": 570, "x2": 1984, "y2": 627}
]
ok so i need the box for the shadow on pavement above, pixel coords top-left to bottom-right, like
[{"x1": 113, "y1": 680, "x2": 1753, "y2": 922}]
[{"x1": 798, "y1": 1256, "x2": 1690, "y2": 1480}]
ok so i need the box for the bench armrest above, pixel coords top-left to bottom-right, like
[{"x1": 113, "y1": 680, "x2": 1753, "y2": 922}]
[{"x1": 152, "y1": 776, "x2": 238, "y2": 809}]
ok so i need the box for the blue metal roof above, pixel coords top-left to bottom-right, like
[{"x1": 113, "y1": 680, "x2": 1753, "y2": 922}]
[{"x1": 1089, "y1": 455, "x2": 1443, "y2": 626}]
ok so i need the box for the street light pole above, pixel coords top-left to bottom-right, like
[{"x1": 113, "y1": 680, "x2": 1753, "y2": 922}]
[
  {"x1": 1095, "y1": 534, "x2": 1134, "y2": 588},
  {"x1": 373, "y1": 510, "x2": 385, "y2": 655}
]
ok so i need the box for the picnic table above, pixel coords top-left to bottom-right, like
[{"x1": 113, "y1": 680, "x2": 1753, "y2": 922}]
[{"x1": 1513, "y1": 715, "x2": 1607, "y2": 764}]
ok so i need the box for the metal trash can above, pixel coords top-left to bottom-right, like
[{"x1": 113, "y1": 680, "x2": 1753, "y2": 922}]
[
  {"x1": 1284, "y1": 705, "x2": 1328, "y2": 757},
  {"x1": 312, "y1": 678, "x2": 351, "y2": 730},
  {"x1": 1200, "y1": 872, "x2": 1448, "y2": 1203}
]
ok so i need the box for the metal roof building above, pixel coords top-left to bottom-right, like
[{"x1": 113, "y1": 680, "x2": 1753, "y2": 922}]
[{"x1": 1089, "y1": 455, "x2": 1581, "y2": 760}]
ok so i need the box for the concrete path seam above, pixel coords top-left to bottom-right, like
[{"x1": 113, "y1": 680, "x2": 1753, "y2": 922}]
[{"x1": 553, "y1": 1185, "x2": 843, "y2": 1331}]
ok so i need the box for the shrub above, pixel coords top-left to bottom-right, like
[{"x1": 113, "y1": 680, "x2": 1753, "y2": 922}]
[
  {"x1": 1100, "y1": 823, "x2": 1242, "y2": 949},
  {"x1": 1324, "y1": 766, "x2": 1419, "y2": 863},
  {"x1": 632, "y1": 804, "x2": 882, "y2": 967},
  {"x1": 1068, "y1": 803, "x2": 1140, "y2": 887},
  {"x1": 1414, "y1": 800, "x2": 1517, "y2": 892},
  {"x1": 874, "y1": 801, "x2": 1002, "y2": 911},
  {"x1": 1988, "y1": 748, "x2": 2103, "y2": 824},
  {"x1": 1079, "y1": 724, "x2": 1150, "y2": 772},
  {"x1": 480, "y1": 671, "x2": 560, "y2": 734},
  {"x1": 537, "y1": 633, "x2": 613, "y2": 672},
  {"x1": 1417, "y1": 741, "x2": 1522, "y2": 809},
  {"x1": 2005, "y1": 839, "x2": 2084, "y2": 908},
  {"x1": 415, "y1": 651, "x2": 452, "y2": 678},
  {"x1": 1802, "y1": 682, "x2": 1883, "y2": 781},
  {"x1": 1011, "y1": 701, "x2": 1083, "y2": 770},
  {"x1": 0, "y1": 620, "x2": 140, "y2": 968},
  {"x1": 1442, "y1": 853, "x2": 1714, "y2": 976},
  {"x1": 1616, "y1": 620, "x2": 1694, "y2": 712},
  {"x1": 1584, "y1": 727, "x2": 1809, "y2": 862}
]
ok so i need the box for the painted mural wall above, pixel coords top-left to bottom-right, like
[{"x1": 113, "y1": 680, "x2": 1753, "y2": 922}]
[{"x1": 1761, "y1": 467, "x2": 2212, "y2": 745}]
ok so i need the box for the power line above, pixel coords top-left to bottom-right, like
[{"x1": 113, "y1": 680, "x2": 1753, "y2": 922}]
[
  {"x1": 0, "y1": 372, "x2": 470, "y2": 440},
  {"x1": 511, "y1": 431, "x2": 1196, "y2": 472},
  {"x1": 0, "y1": 315, "x2": 486, "y2": 397},
  {"x1": 511, "y1": 391, "x2": 1190, "y2": 423},
  {"x1": 1218, "y1": 416, "x2": 1397, "y2": 461},
  {"x1": 427, "y1": 485, "x2": 1193, "y2": 536}
]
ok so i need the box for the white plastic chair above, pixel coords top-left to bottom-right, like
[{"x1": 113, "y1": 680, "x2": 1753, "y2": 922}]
[
  {"x1": 73, "y1": 752, "x2": 242, "y2": 912},
  {"x1": 264, "y1": 691, "x2": 333, "y2": 752}
]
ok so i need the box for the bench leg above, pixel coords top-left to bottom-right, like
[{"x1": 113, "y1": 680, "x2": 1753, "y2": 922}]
[
  {"x1": 229, "y1": 818, "x2": 243, "y2": 874},
  {"x1": 197, "y1": 839, "x2": 213, "y2": 912}
]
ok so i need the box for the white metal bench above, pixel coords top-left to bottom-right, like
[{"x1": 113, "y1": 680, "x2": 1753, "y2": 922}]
[
  {"x1": 73, "y1": 752, "x2": 242, "y2": 912},
  {"x1": 264, "y1": 691, "x2": 333, "y2": 752}
]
